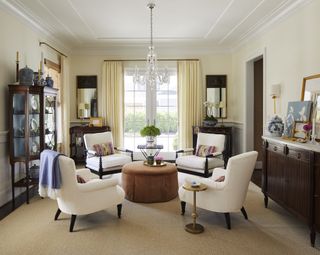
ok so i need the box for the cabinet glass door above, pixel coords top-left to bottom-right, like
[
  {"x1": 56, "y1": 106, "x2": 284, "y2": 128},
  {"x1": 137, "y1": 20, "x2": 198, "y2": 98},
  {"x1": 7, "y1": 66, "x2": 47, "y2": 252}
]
[
  {"x1": 44, "y1": 95, "x2": 56, "y2": 150},
  {"x1": 29, "y1": 93, "x2": 40, "y2": 156},
  {"x1": 13, "y1": 93, "x2": 26, "y2": 157}
]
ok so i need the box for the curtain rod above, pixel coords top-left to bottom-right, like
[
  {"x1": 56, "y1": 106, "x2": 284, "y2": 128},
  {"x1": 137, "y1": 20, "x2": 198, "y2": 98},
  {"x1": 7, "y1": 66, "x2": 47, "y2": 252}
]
[
  {"x1": 39, "y1": 42, "x2": 68, "y2": 57},
  {"x1": 104, "y1": 58, "x2": 199, "y2": 62}
]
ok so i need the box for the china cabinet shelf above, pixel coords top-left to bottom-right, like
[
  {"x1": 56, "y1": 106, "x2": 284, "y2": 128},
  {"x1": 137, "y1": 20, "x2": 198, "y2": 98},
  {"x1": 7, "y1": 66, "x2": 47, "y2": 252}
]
[{"x1": 9, "y1": 84, "x2": 58, "y2": 208}]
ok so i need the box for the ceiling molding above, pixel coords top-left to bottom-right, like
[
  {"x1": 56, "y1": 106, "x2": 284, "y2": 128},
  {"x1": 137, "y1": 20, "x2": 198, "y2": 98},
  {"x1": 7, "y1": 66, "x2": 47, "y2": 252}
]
[
  {"x1": 37, "y1": 0, "x2": 81, "y2": 44},
  {"x1": 0, "y1": 0, "x2": 312, "y2": 55},
  {"x1": 219, "y1": 0, "x2": 267, "y2": 44},
  {"x1": 204, "y1": 0, "x2": 235, "y2": 39},
  {"x1": 0, "y1": 0, "x2": 71, "y2": 52},
  {"x1": 232, "y1": 0, "x2": 313, "y2": 52}
]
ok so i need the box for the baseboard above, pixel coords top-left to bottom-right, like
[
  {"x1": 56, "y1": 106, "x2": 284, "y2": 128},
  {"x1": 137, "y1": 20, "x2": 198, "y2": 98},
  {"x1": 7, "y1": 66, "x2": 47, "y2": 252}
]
[{"x1": 0, "y1": 186, "x2": 38, "y2": 221}]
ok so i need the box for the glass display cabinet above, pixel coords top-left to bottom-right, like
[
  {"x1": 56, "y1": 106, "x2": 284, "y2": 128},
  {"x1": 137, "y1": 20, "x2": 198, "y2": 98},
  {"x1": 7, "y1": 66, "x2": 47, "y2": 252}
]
[{"x1": 8, "y1": 85, "x2": 58, "y2": 207}]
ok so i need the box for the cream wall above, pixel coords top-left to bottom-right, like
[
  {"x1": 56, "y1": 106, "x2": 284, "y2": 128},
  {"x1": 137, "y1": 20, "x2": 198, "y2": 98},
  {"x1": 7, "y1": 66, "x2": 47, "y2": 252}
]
[
  {"x1": 69, "y1": 53, "x2": 232, "y2": 122},
  {"x1": 0, "y1": 9, "x2": 67, "y2": 206},
  {"x1": 231, "y1": 0, "x2": 320, "y2": 151}
]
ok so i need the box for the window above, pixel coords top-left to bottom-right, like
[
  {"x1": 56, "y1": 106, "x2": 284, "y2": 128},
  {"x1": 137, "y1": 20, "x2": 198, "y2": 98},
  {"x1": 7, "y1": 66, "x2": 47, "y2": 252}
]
[{"x1": 124, "y1": 62, "x2": 178, "y2": 152}]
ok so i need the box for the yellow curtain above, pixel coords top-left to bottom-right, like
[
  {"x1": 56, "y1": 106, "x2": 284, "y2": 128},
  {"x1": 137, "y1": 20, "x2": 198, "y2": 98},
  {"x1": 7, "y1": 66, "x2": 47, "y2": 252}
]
[
  {"x1": 178, "y1": 60, "x2": 203, "y2": 148},
  {"x1": 101, "y1": 61, "x2": 124, "y2": 147},
  {"x1": 60, "y1": 56, "x2": 70, "y2": 156}
]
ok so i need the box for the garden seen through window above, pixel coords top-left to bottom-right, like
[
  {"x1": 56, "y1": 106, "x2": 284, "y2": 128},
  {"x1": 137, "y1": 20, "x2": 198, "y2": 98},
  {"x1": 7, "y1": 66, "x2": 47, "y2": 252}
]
[{"x1": 124, "y1": 64, "x2": 178, "y2": 152}]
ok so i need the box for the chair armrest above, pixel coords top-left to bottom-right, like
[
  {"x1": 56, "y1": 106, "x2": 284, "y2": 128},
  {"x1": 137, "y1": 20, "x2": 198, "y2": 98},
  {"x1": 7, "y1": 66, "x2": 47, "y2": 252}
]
[
  {"x1": 78, "y1": 178, "x2": 119, "y2": 192},
  {"x1": 75, "y1": 168, "x2": 97, "y2": 182},
  {"x1": 205, "y1": 152, "x2": 222, "y2": 159},
  {"x1": 115, "y1": 147, "x2": 133, "y2": 154},
  {"x1": 176, "y1": 148, "x2": 194, "y2": 158},
  {"x1": 86, "y1": 149, "x2": 98, "y2": 157},
  {"x1": 200, "y1": 178, "x2": 226, "y2": 190}
]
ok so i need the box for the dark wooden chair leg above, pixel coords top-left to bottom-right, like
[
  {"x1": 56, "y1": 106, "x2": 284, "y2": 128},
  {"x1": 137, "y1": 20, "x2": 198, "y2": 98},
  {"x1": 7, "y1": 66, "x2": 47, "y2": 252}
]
[
  {"x1": 54, "y1": 208, "x2": 61, "y2": 220},
  {"x1": 69, "y1": 215, "x2": 77, "y2": 232},
  {"x1": 241, "y1": 206, "x2": 248, "y2": 220},
  {"x1": 224, "y1": 213, "x2": 231, "y2": 229},
  {"x1": 181, "y1": 201, "x2": 186, "y2": 215},
  {"x1": 264, "y1": 194, "x2": 268, "y2": 208},
  {"x1": 117, "y1": 204, "x2": 122, "y2": 218}
]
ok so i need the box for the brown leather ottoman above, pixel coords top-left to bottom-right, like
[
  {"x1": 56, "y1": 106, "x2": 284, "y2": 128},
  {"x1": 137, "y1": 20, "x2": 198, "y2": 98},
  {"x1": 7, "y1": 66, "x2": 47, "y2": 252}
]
[{"x1": 122, "y1": 161, "x2": 178, "y2": 203}]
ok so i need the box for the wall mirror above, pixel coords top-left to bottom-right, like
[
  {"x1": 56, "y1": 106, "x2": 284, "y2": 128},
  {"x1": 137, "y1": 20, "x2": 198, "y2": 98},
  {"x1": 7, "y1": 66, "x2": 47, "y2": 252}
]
[
  {"x1": 77, "y1": 75, "x2": 98, "y2": 119},
  {"x1": 206, "y1": 75, "x2": 227, "y2": 118},
  {"x1": 301, "y1": 73, "x2": 320, "y2": 140}
]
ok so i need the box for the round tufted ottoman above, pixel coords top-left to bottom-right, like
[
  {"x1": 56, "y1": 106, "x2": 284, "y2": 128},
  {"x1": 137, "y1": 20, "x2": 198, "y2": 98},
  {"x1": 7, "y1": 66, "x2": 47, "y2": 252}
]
[{"x1": 121, "y1": 161, "x2": 178, "y2": 203}]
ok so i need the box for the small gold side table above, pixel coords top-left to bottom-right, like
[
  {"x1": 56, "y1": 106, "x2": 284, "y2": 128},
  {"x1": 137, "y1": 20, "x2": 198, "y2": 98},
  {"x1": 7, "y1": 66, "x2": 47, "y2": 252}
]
[{"x1": 183, "y1": 183, "x2": 207, "y2": 234}]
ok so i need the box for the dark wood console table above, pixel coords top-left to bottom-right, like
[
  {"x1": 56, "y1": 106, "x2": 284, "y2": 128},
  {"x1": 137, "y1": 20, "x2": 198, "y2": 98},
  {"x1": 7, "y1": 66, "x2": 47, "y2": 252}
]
[
  {"x1": 192, "y1": 125, "x2": 232, "y2": 164},
  {"x1": 70, "y1": 125, "x2": 110, "y2": 164},
  {"x1": 262, "y1": 136, "x2": 320, "y2": 247}
]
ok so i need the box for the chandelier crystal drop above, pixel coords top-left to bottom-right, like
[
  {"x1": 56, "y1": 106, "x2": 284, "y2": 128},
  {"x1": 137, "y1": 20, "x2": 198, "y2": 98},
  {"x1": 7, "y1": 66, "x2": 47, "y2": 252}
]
[{"x1": 133, "y1": 3, "x2": 169, "y2": 90}]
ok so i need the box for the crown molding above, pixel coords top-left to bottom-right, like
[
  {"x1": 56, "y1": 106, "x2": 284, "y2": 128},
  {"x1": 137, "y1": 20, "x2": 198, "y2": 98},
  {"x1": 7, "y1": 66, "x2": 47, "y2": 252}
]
[
  {"x1": 0, "y1": 0, "x2": 71, "y2": 53},
  {"x1": 231, "y1": 0, "x2": 313, "y2": 52}
]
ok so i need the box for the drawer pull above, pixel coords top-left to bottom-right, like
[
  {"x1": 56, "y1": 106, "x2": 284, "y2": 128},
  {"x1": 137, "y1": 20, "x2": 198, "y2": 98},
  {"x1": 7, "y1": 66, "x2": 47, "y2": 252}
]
[
  {"x1": 273, "y1": 146, "x2": 277, "y2": 152},
  {"x1": 297, "y1": 153, "x2": 301, "y2": 159}
]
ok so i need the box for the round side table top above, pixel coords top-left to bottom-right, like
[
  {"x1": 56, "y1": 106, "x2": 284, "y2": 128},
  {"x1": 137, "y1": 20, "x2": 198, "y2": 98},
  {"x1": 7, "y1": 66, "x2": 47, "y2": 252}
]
[{"x1": 183, "y1": 183, "x2": 207, "y2": 192}]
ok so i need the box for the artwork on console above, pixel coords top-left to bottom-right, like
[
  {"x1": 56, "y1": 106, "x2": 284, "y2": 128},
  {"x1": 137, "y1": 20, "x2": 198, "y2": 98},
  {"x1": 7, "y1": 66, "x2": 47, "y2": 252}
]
[
  {"x1": 283, "y1": 101, "x2": 312, "y2": 137},
  {"x1": 293, "y1": 121, "x2": 308, "y2": 140}
]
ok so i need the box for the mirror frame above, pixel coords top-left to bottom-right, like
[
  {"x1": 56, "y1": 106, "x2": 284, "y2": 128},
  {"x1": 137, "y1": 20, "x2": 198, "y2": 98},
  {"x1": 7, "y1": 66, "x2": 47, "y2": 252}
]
[
  {"x1": 76, "y1": 75, "x2": 98, "y2": 119},
  {"x1": 206, "y1": 75, "x2": 227, "y2": 118},
  {"x1": 301, "y1": 73, "x2": 320, "y2": 141}
]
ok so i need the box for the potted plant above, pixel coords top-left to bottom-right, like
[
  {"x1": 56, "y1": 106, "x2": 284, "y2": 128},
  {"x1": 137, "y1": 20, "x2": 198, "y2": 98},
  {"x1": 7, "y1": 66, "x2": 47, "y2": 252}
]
[
  {"x1": 140, "y1": 125, "x2": 161, "y2": 147},
  {"x1": 155, "y1": 156, "x2": 163, "y2": 165}
]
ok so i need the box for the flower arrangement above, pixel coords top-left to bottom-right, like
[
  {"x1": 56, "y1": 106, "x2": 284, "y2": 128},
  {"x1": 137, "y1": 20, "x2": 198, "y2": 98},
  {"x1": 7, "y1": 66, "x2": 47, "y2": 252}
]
[
  {"x1": 155, "y1": 156, "x2": 163, "y2": 165},
  {"x1": 303, "y1": 123, "x2": 312, "y2": 132},
  {"x1": 203, "y1": 101, "x2": 219, "y2": 119},
  {"x1": 140, "y1": 125, "x2": 161, "y2": 137}
]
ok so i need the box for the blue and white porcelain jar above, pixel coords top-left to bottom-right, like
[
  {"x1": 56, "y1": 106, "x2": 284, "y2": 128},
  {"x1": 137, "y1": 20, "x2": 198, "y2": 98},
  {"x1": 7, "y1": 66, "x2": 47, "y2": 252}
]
[{"x1": 268, "y1": 115, "x2": 284, "y2": 137}]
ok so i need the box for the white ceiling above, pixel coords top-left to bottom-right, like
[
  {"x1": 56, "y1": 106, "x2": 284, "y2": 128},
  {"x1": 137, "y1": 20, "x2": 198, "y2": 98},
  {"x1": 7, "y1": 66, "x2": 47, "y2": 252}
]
[{"x1": 0, "y1": 0, "x2": 310, "y2": 52}]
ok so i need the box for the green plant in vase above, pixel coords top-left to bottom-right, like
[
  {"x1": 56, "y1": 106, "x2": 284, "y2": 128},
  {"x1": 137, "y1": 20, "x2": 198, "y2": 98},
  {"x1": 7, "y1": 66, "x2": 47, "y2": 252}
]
[{"x1": 140, "y1": 125, "x2": 161, "y2": 147}]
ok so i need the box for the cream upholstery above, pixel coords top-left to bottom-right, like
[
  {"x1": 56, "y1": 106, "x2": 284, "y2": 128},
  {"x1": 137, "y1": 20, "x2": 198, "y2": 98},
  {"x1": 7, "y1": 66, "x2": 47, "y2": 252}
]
[
  {"x1": 179, "y1": 151, "x2": 258, "y2": 229},
  {"x1": 176, "y1": 133, "x2": 226, "y2": 177},
  {"x1": 83, "y1": 131, "x2": 132, "y2": 178},
  {"x1": 55, "y1": 155, "x2": 125, "y2": 232}
]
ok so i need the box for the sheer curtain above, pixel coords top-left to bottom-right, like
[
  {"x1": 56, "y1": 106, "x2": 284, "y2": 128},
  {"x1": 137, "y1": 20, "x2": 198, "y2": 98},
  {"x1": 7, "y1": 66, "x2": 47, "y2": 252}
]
[
  {"x1": 178, "y1": 60, "x2": 203, "y2": 148},
  {"x1": 101, "y1": 61, "x2": 124, "y2": 147},
  {"x1": 60, "y1": 56, "x2": 70, "y2": 155}
]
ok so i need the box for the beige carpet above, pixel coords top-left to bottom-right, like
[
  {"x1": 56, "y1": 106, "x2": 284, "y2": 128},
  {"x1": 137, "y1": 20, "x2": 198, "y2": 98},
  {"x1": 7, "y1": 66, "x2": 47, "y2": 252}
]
[{"x1": 0, "y1": 178, "x2": 319, "y2": 255}]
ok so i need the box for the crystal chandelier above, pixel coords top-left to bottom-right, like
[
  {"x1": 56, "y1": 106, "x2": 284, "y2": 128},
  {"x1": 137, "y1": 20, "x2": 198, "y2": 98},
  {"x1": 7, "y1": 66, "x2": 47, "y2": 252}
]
[{"x1": 133, "y1": 3, "x2": 169, "y2": 89}]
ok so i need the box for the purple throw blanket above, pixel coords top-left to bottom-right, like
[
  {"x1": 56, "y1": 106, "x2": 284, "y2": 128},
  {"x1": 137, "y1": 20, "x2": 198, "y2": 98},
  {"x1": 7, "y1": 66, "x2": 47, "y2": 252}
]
[{"x1": 38, "y1": 150, "x2": 63, "y2": 199}]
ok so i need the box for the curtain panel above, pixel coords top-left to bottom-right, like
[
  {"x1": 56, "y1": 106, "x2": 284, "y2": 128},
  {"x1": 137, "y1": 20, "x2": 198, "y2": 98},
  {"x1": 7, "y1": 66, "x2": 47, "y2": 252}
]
[
  {"x1": 178, "y1": 60, "x2": 203, "y2": 148},
  {"x1": 101, "y1": 61, "x2": 124, "y2": 147}
]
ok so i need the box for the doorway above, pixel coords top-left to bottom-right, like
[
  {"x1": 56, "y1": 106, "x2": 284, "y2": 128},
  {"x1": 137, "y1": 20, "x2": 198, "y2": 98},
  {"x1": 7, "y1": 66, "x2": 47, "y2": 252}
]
[{"x1": 244, "y1": 50, "x2": 265, "y2": 172}]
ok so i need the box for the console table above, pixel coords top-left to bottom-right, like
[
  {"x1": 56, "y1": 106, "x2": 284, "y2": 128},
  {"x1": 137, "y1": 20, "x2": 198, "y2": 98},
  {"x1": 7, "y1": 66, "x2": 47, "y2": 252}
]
[
  {"x1": 262, "y1": 136, "x2": 320, "y2": 247},
  {"x1": 70, "y1": 125, "x2": 110, "y2": 163},
  {"x1": 192, "y1": 125, "x2": 232, "y2": 164}
]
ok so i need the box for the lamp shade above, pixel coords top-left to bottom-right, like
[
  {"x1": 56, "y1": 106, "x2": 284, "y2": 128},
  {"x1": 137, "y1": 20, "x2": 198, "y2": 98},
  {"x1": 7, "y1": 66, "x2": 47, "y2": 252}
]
[{"x1": 271, "y1": 84, "x2": 281, "y2": 97}]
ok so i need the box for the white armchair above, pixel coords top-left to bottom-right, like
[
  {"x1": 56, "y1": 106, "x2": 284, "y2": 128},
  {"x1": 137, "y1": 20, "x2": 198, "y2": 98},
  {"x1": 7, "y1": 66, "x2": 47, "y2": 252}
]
[
  {"x1": 179, "y1": 151, "x2": 258, "y2": 229},
  {"x1": 176, "y1": 133, "x2": 226, "y2": 177},
  {"x1": 83, "y1": 131, "x2": 133, "y2": 178},
  {"x1": 54, "y1": 155, "x2": 125, "y2": 232}
]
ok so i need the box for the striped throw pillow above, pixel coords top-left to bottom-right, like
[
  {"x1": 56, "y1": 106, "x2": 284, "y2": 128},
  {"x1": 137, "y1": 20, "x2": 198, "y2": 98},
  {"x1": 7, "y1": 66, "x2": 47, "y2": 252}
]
[
  {"x1": 93, "y1": 142, "x2": 114, "y2": 156},
  {"x1": 195, "y1": 145, "x2": 216, "y2": 157}
]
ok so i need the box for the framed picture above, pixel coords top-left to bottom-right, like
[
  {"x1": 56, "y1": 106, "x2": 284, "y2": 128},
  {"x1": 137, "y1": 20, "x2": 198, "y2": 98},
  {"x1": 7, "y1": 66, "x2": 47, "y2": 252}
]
[
  {"x1": 293, "y1": 121, "x2": 308, "y2": 140},
  {"x1": 90, "y1": 117, "x2": 104, "y2": 127},
  {"x1": 283, "y1": 101, "x2": 312, "y2": 137}
]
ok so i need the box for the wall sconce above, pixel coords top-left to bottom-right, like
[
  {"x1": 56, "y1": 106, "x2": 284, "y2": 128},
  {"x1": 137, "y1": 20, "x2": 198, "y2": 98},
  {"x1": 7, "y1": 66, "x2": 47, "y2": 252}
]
[{"x1": 270, "y1": 84, "x2": 281, "y2": 114}]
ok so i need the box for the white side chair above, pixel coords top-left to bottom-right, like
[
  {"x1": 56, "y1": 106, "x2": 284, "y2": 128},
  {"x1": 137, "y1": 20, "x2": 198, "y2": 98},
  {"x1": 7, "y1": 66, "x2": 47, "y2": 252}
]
[
  {"x1": 54, "y1": 155, "x2": 125, "y2": 232},
  {"x1": 83, "y1": 131, "x2": 133, "y2": 178},
  {"x1": 179, "y1": 151, "x2": 258, "y2": 229},
  {"x1": 176, "y1": 133, "x2": 226, "y2": 177}
]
